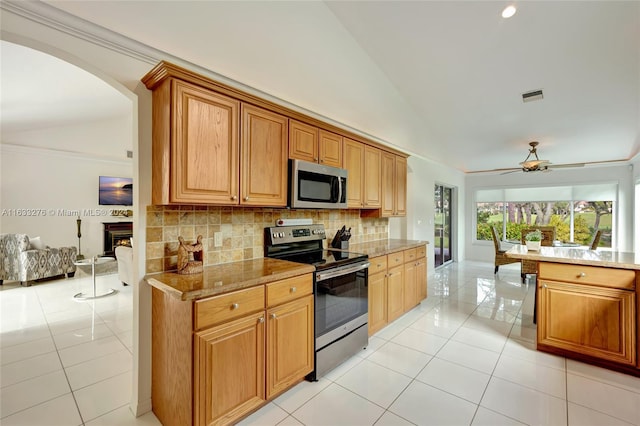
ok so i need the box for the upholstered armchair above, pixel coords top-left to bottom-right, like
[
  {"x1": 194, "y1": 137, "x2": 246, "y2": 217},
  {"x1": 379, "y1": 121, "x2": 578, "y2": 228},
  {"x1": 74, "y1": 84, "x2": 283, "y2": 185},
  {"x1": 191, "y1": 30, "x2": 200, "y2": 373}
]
[
  {"x1": 115, "y1": 245, "x2": 133, "y2": 286},
  {"x1": 0, "y1": 234, "x2": 77, "y2": 286}
]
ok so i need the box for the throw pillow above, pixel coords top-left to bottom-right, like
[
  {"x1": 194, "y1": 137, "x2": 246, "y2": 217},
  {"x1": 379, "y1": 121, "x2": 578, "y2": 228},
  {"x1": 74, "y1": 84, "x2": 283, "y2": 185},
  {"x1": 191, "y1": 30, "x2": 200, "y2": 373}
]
[{"x1": 29, "y1": 236, "x2": 45, "y2": 250}]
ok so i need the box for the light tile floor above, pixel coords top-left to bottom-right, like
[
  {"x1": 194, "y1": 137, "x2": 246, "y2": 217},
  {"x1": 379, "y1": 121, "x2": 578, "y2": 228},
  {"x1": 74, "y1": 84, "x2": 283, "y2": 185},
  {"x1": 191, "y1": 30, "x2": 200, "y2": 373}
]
[{"x1": 1, "y1": 261, "x2": 639, "y2": 425}]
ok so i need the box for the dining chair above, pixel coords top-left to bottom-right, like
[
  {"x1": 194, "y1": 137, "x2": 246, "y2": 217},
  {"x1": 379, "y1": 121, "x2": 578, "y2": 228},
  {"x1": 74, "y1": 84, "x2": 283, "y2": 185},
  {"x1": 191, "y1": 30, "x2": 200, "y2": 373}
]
[
  {"x1": 520, "y1": 226, "x2": 556, "y2": 283},
  {"x1": 490, "y1": 226, "x2": 520, "y2": 274}
]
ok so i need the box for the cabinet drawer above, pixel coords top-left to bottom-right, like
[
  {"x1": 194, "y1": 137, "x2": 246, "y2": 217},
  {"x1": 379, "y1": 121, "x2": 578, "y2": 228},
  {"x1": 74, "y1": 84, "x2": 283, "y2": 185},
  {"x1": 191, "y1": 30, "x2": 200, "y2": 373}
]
[
  {"x1": 388, "y1": 251, "x2": 404, "y2": 267},
  {"x1": 416, "y1": 245, "x2": 426, "y2": 259},
  {"x1": 369, "y1": 256, "x2": 388, "y2": 276},
  {"x1": 195, "y1": 286, "x2": 265, "y2": 330},
  {"x1": 404, "y1": 248, "x2": 417, "y2": 263},
  {"x1": 539, "y1": 263, "x2": 636, "y2": 290},
  {"x1": 267, "y1": 274, "x2": 312, "y2": 307}
]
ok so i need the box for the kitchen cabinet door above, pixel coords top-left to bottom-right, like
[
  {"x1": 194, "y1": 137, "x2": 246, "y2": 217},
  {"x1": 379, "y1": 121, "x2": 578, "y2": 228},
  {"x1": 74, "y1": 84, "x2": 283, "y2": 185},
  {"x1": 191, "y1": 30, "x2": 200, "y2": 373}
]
[
  {"x1": 318, "y1": 129, "x2": 343, "y2": 168},
  {"x1": 289, "y1": 120, "x2": 318, "y2": 163},
  {"x1": 344, "y1": 138, "x2": 364, "y2": 208},
  {"x1": 363, "y1": 145, "x2": 382, "y2": 208},
  {"x1": 387, "y1": 265, "x2": 405, "y2": 322},
  {"x1": 380, "y1": 152, "x2": 396, "y2": 217},
  {"x1": 168, "y1": 79, "x2": 240, "y2": 204},
  {"x1": 266, "y1": 294, "x2": 314, "y2": 398},
  {"x1": 416, "y1": 257, "x2": 427, "y2": 302},
  {"x1": 394, "y1": 156, "x2": 407, "y2": 216},
  {"x1": 241, "y1": 104, "x2": 288, "y2": 206},
  {"x1": 537, "y1": 279, "x2": 636, "y2": 365},
  {"x1": 194, "y1": 312, "x2": 266, "y2": 426},
  {"x1": 403, "y1": 260, "x2": 417, "y2": 311},
  {"x1": 368, "y1": 271, "x2": 388, "y2": 336}
]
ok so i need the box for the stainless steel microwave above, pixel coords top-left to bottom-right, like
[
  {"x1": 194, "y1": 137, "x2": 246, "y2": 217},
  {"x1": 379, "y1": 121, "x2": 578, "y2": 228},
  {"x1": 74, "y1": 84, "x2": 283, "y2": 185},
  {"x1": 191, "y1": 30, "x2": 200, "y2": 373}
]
[{"x1": 289, "y1": 159, "x2": 348, "y2": 209}]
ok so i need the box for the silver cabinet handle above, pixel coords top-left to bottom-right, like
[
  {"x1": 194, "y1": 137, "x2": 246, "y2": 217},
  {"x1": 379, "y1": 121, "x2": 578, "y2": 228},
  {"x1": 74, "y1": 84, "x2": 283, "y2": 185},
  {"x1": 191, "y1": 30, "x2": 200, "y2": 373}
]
[
  {"x1": 578, "y1": 272, "x2": 586, "y2": 278},
  {"x1": 231, "y1": 195, "x2": 237, "y2": 201},
  {"x1": 541, "y1": 284, "x2": 548, "y2": 288},
  {"x1": 290, "y1": 287, "x2": 296, "y2": 293},
  {"x1": 258, "y1": 317, "x2": 264, "y2": 323},
  {"x1": 244, "y1": 196, "x2": 250, "y2": 201},
  {"x1": 270, "y1": 313, "x2": 276, "y2": 319},
  {"x1": 231, "y1": 303, "x2": 239, "y2": 310}
]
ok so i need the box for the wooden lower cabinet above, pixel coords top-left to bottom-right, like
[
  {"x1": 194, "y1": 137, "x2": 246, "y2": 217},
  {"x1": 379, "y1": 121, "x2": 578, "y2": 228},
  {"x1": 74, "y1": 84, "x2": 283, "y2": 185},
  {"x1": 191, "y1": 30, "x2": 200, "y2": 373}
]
[
  {"x1": 368, "y1": 270, "x2": 388, "y2": 335},
  {"x1": 537, "y1": 279, "x2": 636, "y2": 365},
  {"x1": 194, "y1": 312, "x2": 266, "y2": 426},
  {"x1": 403, "y1": 261, "x2": 417, "y2": 311},
  {"x1": 416, "y1": 258, "x2": 427, "y2": 301},
  {"x1": 266, "y1": 295, "x2": 314, "y2": 398},
  {"x1": 367, "y1": 245, "x2": 428, "y2": 336},
  {"x1": 387, "y1": 265, "x2": 405, "y2": 323},
  {"x1": 152, "y1": 274, "x2": 313, "y2": 426}
]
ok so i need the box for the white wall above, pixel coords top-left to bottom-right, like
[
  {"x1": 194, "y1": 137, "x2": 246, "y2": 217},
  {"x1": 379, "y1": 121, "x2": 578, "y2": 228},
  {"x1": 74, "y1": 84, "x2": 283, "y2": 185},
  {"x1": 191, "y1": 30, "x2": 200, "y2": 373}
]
[
  {"x1": 393, "y1": 156, "x2": 466, "y2": 272},
  {"x1": 1, "y1": 116, "x2": 133, "y2": 257},
  {"x1": 464, "y1": 164, "x2": 635, "y2": 263}
]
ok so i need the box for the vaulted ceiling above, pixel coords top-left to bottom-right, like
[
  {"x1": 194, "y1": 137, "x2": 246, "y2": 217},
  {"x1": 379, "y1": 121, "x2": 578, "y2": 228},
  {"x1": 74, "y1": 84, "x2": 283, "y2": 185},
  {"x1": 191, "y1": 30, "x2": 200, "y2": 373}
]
[{"x1": 2, "y1": 1, "x2": 639, "y2": 173}]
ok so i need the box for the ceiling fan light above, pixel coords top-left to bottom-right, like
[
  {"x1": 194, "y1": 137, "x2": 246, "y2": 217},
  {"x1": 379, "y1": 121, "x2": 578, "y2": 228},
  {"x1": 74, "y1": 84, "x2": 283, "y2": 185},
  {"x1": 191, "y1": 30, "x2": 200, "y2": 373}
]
[{"x1": 502, "y1": 5, "x2": 517, "y2": 18}]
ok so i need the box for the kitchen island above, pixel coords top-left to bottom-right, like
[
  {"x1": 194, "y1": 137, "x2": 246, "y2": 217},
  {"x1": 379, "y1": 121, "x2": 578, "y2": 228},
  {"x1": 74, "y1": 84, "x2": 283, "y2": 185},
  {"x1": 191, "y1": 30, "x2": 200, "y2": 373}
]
[{"x1": 506, "y1": 245, "x2": 640, "y2": 377}]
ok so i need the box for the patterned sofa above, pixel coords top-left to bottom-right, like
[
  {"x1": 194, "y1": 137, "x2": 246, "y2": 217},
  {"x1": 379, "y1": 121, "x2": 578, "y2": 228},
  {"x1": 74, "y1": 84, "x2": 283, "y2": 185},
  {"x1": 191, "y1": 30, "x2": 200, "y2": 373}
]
[{"x1": 0, "y1": 234, "x2": 77, "y2": 286}]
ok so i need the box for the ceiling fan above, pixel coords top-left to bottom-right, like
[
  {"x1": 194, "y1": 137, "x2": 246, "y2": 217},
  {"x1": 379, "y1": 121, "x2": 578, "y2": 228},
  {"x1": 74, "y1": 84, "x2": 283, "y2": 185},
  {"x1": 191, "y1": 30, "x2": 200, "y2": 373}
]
[{"x1": 500, "y1": 141, "x2": 585, "y2": 175}]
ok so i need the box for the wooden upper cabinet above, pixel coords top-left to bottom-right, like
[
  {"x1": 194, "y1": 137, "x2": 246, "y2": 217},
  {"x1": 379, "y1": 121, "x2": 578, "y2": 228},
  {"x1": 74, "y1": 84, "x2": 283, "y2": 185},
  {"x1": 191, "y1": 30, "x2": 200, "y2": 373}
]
[
  {"x1": 289, "y1": 121, "x2": 342, "y2": 168},
  {"x1": 394, "y1": 156, "x2": 407, "y2": 216},
  {"x1": 380, "y1": 152, "x2": 396, "y2": 217},
  {"x1": 344, "y1": 138, "x2": 364, "y2": 208},
  {"x1": 241, "y1": 104, "x2": 288, "y2": 207},
  {"x1": 363, "y1": 145, "x2": 381, "y2": 208},
  {"x1": 159, "y1": 79, "x2": 240, "y2": 205},
  {"x1": 288, "y1": 120, "x2": 318, "y2": 163},
  {"x1": 318, "y1": 130, "x2": 343, "y2": 168}
]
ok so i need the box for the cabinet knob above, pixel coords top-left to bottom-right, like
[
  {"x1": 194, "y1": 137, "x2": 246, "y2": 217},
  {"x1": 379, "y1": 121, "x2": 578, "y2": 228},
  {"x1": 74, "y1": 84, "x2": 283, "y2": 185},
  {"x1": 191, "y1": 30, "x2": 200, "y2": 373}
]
[
  {"x1": 270, "y1": 313, "x2": 277, "y2": 319},
  {"x1": 231, "y1": 195, "x2": 237, "y2": 201},
  {"x1": 377, "y1": 264, "x2": 382, "y2": 267},
  {"x1": 290, "y1": 286, "x2": 297, "y2": 293},
  {"x1": 541, "y1": 284, "x2": 548, "y2": 288},
  {"x1": 319, "y1": 159, "x2": 323, "y2": 163},
  {"x1": 258, "y1": 317, "x2": 264, "y2": 323},
  {"x1": 578, "y1": 272, "x2": 586, "y2": 278},
  {"x1": 244, "y1": 196, "x2": 250, "y2": 201},
  {"x1": 231, "y1": 303, "x2": 239, "y2": 310}
]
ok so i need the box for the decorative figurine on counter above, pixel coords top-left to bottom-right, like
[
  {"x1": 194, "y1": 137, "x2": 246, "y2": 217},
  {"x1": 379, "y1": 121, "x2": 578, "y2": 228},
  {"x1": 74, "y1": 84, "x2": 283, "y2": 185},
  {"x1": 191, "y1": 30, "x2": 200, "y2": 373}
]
[{"x1": 177, "y1": 235, "x2": 204, "y2": 274}]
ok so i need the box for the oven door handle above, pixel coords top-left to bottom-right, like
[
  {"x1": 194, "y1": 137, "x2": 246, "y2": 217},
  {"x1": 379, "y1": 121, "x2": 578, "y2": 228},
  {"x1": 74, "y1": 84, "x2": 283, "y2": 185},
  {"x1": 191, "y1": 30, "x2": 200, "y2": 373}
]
[{"x1": 316, "y1": 262, "x2": 370, "y2": 281}]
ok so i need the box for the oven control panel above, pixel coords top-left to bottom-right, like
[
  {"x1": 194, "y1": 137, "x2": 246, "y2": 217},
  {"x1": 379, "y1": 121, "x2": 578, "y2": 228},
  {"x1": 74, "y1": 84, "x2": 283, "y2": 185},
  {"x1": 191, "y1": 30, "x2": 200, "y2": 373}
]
[{"x1": 265, "y1": 224, "x2": 326, "y2": 245}]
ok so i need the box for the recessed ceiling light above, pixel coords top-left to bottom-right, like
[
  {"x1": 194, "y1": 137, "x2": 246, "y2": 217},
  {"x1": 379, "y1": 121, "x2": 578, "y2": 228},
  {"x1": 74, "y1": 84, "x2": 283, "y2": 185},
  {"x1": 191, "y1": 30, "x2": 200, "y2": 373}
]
[{"x1": 502, "y1": 5, "x2": 517, "y2": 18}]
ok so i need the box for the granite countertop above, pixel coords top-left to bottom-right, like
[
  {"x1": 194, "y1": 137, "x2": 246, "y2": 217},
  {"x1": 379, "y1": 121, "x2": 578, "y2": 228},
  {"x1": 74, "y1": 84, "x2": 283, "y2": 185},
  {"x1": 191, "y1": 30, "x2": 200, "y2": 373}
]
[
  {"x1": 145, "y1": 257, "x2": 315, "y2": 301},
  {"x1": 346, "y1": 239, "x2": 429, "y2": 258},
  {"x1": 505, "y1": 245, "x2": 640, "y2": 270}
]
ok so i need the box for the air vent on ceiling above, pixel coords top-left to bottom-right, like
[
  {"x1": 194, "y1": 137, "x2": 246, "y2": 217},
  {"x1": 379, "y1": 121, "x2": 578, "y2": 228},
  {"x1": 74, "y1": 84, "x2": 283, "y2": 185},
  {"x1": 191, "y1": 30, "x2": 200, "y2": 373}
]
[
  {"x1": 522, "y1": 89, "x2": 543, "y2": 103},
  {"x1": 126, "y1": 150, "x2": 133, "y2": 158}
]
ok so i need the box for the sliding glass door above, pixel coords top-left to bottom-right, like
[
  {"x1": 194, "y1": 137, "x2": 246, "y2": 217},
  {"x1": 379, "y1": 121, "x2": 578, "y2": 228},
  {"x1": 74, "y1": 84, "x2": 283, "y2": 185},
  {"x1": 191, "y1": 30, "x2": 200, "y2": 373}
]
[{"x1": 434, "y1": 184, "x2": 453, "y2": 267}]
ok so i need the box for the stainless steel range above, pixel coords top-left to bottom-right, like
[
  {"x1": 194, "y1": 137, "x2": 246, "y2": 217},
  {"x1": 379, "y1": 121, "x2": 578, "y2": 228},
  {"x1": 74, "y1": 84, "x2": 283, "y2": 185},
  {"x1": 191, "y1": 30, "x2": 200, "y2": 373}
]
[{"x1": 264, "y1": 224, "x2": 369, "y2": 380}]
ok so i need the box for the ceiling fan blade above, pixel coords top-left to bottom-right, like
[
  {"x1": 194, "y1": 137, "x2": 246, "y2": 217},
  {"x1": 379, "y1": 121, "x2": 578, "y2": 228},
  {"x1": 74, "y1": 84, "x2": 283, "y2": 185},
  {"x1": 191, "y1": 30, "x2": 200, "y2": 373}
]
[
  {"x1": 500, "y1": 169, "x2": 521, "y2": 175},
  {"x1": 547, "y1": 163, "x2": 586, "y2": 169}
]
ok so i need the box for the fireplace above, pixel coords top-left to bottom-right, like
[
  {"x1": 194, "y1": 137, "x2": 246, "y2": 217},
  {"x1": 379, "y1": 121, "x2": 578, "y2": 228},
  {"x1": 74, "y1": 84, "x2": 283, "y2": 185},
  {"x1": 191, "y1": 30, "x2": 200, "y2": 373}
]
[{"x1": 103, "y1": 222, "x2": 133, "y2": 256}]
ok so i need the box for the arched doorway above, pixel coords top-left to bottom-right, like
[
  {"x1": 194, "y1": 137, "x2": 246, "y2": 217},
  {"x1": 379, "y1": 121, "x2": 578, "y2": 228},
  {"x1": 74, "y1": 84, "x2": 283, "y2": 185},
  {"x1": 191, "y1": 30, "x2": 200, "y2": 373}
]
[{"x1": 0, "y1": 39, "x2": 142, "y2": 423}]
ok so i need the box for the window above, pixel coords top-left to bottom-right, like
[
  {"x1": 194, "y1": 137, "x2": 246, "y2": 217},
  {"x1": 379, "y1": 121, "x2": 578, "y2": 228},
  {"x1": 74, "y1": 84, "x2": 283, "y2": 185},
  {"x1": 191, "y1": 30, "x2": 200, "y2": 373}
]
[{"x1": 476, "y1": 184, "x2": 616, "y2": 248}]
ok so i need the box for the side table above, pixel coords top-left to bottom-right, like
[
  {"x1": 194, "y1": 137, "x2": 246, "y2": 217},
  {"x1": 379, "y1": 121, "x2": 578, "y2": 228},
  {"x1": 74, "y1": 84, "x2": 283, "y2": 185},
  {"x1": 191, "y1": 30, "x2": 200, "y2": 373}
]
[{"x1": 74, "y1": 256, "x2": 118, "y2": 300}]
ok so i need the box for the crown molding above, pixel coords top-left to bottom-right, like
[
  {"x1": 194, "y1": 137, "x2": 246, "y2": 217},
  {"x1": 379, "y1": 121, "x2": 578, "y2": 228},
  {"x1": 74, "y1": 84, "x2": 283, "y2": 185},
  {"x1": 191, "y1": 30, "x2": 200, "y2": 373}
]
[
  {"x1": 1, "y1": 143, "x2": 132, "y2": 165},
  {"x1": 0, "y1": 0, "x2": 159, "y2": 65}
]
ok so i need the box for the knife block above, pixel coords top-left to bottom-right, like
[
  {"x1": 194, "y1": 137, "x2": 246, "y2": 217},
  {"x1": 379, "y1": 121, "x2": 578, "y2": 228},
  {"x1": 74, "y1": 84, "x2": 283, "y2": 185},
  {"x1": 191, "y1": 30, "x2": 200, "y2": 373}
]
[{"x1": 332, "y1": 240, "x2": 349, "y2": 250}]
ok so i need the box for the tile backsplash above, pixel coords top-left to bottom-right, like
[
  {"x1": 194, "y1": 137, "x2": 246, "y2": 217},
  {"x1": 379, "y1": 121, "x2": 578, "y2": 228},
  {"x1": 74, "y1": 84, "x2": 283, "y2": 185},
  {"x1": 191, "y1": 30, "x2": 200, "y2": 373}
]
[{"x1": 145, "y1": 205, "x2": 389, "y2": 273}]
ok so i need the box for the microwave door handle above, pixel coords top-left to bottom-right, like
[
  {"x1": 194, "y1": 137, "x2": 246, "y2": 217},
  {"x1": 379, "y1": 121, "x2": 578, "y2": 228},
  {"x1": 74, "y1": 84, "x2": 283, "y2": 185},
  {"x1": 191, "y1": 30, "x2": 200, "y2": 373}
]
[{"x1": 332, "y1": 176, "x2": 340, "y2": 203}]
